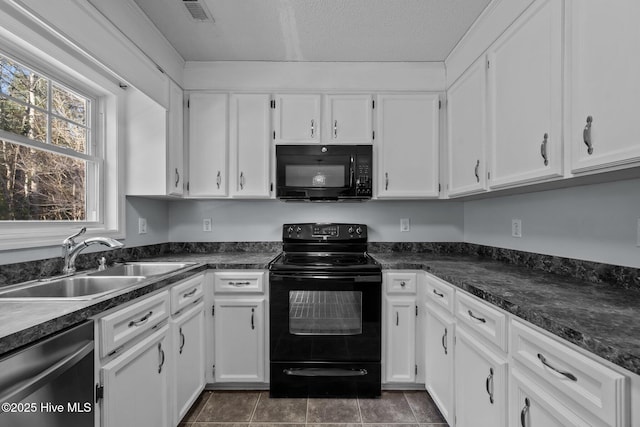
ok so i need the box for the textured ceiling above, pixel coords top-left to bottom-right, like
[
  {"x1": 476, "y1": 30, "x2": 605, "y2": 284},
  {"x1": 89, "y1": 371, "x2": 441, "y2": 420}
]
[{"x1": 132, "y1": 0, "x2": 493, "y2": 62}]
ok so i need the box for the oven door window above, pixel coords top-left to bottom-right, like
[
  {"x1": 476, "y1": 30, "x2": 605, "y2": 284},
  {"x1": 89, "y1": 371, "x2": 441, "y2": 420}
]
[
  {"x1": 285, "y1": 164, "x2": 346, "y2": 188},
  {"x1": 289, "y1": 290, "x2": 362, "y2": 335}
]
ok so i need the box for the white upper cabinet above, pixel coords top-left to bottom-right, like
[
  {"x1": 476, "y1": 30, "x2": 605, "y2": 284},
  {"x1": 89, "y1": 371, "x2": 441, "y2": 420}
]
[
  {"x1": 326, "y1": 94, "x2": 374, "y2": 143},
  {"x1": 487, "y1": 0, "x2": 563, "y2": 189},
  {"x1": 167, "y1": 80, "x2": 185, "y2": 196},
  {"x1": 569, "y1": 0, "x2": 640, "y2": 173},
  {"x1": 188, "y1": 93, "x2": 228, "y2": 197},
  {"x1": 447, "y1": 56, "x2": 489, "y2": 197},
  {"x1": 229, "y1": 94, "x2": 272, "y2": 198},
  {"x1": 273, "y1": 94, "x2": 321, "y2": 143},
  {"x1": 376, "y1": 94, "x2": 440, "y2": 198},
  {"x1": 126, "y1": 81, "x2": 185, "y2": 197}
]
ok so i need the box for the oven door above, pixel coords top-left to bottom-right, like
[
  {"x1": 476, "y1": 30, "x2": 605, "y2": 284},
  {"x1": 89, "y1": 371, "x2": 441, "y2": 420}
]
[
  {"x1": 269, "y1": 271, "x2": 381, "y2": 363},
  {"x1": 276, "y1": 145, "x2": 356, "y2": 200}
]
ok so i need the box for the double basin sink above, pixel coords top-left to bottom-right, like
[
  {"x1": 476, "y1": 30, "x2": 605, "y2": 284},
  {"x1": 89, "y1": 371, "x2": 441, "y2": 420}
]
[{"x1": 0, "y1": 262, "x2": 195, "y2": 301}]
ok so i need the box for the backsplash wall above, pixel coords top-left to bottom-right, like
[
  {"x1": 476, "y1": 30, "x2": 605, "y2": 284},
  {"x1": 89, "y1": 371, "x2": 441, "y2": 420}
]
[
  {"x1": 464, "y1": 177, "x2": 640, "y2": 268},
  {"x1": 167, "y1": 199, "x2": 465, "y2": 242}
]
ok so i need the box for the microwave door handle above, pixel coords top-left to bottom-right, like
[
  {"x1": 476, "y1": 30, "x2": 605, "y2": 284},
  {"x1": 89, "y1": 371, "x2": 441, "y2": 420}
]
[{"x1": 350, "y1": 155, "x2": 355, "y2": 188}]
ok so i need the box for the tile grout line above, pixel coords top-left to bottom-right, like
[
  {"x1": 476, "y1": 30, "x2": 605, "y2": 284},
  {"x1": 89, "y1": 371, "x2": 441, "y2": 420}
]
[
  {"x1": 248, "y1": 391, "x2": 262, "y2": 423},
  {"x1": 357, "y1": 395, "x2": 365, "y2": 426},
  {"x1": 191, "y1": 390, "x2": 212, "y2": 423},
  {"x1": 403, "y1": 391, "x2": 420, "y2": 425}
]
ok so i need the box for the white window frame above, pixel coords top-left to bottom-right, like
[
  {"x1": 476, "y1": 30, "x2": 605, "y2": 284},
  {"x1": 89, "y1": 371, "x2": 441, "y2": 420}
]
[{"x1": 0, "y1": 33, "x2": 124, "y2": 251}]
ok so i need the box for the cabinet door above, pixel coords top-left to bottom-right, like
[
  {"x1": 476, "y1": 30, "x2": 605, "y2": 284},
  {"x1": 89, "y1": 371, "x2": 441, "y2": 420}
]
[
  {"x1": 455, "y1": 327, "x2": 507, "y2": 427},
  {"x1": 172, "y1": 302, "x2": 205, "y2": 425},
  {"x1": 214, "y1": 298, "x2": 265, "y2": 382},
  {"x1": 274, "y1": 94, "x2": 321, "y2": 143},
  {"x1": 487, "y1": 0, "x2": 563, "y2": 189},
  {"x1": 188, "y1": 93, "x2": 228, "y2": 197},
  {"x1": 326, "y1": 94, "x2": 373, "y2": 143},
  {"x1": 384, "y1": 296, "x2": 416, "y2": 383},
  {"x1": 229, "y1": 94, "x2": 272, "y2": 198},
  {"x1": 447, "y1": 57, "x2": 488, "y2": 197},
  {"x1": 424, "y1": 306, "x2": 455, "y2": 424},
  {"x1": 101, "y1": 325, "x2": 170, "y2": 427},
  {"x1": 376, "y1": 94, "x2": 440, "y2": 198},
  {"x1": 167, "y1": 80, "x2": 184, "y2": 196},
  {"x1": 570, "y1": 0, "x2": 640, "y2": 173},
  {"x1": 511, "y1": 368, "x2": 591, "y2": 427}
]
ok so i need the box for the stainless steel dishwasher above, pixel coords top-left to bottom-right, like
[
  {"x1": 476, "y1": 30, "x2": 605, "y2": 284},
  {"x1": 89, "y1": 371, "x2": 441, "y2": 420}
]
[{"x1": 0, "y1": 321, "x2": 94, "y2": 427}]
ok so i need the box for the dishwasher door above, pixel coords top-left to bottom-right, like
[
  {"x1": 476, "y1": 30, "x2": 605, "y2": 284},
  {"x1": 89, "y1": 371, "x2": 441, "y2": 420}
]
[{"x1": 0, "y1": 321, "x2": 94, "y2": 427}]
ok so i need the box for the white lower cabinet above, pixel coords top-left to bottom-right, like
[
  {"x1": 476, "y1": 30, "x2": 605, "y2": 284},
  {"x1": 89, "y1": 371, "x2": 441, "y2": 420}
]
[
  {"x1": 101, "y1": 324, "x2": 170, "y2": 427},
  {"x1": 424, "y1": 305, "x2": 454, "y2": 424},
  {"x1": 211, "y1": 270, "x2": 267, "y2": 384},
  {"x1": 171, "y1": 301, "x2": 205, "y2": 425},
  {"x1": 454, "y1": 326, "x2": 508, "y2": 427},
  {"x1": 511, "y1": 368, "x2": 592, "y2": 427},
  {"x1": 384, "y1": 296, "x2": 417, "y2": 383}
]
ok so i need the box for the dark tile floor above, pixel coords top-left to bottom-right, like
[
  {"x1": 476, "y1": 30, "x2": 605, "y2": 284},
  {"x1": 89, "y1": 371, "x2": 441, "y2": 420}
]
[{"x1": 179, "y1": 390, "x2": 449, "y2": 426}]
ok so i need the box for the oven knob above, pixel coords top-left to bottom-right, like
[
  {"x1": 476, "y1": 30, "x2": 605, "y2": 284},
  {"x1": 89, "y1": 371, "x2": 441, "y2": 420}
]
[
  {"x1": 296, "y1": 226, "x2": 302, "y2": 233},
  {"x1": 348, "y1": 226, "x2": 354, "y2": 234},
  {"x1": 287, "y1": 226, "x2": 295, "y2": 234},
  {"x1": 355, "y1": 227, "x2": 363, "y2": 235}
]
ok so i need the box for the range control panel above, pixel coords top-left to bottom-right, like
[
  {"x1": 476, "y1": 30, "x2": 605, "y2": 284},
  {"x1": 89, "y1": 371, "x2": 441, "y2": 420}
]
[{"x1": 283, "y1": 223, "x2": 368, "y2": 240}]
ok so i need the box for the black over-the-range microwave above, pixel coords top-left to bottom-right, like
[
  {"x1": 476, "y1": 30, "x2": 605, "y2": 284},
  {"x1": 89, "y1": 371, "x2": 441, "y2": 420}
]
[{"x1": 275, "y1": 144, "x2": 373, "y2": 201}]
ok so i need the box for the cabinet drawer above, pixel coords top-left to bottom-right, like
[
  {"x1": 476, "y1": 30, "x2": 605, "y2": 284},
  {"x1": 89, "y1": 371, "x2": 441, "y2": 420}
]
[
  {"x1": 511, "y1": 320, "x2": 626, "y2": 427},
  {"x1": 214, "y1": 271, "x2": 264, "y2": 293},
  {"x1": 455, "y1": 291, "x2": 507, "y2": 352},
  {"x1": 384, "y1": 272, "x2": 417, "y2": 294},
  {"x1": 171, "y1": 274, "x2": 204, "y2": 314},
  {"x1": 99, "y1": 291, "x2": 170, "y2": 357},
  {"x1": 425, "y1": 273, "x2": 455, "y2": 314}
]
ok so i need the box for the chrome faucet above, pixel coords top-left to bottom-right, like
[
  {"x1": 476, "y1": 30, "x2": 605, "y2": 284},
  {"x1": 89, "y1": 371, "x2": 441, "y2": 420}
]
[{"x1": 62, "y1": 227, "x2": 124, "y2": 274}]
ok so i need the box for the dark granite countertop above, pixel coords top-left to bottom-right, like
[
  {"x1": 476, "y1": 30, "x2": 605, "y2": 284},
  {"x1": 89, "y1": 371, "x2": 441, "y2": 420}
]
[
  {"x1": 371, "y1": 252, "x2": 640, "y2": 375},
  {"x1": 0, "y1": 252, "x2": 278, "y2": 356},
  {"x1": 2, "y1": 249, "x2": 639, "y2": 377}
]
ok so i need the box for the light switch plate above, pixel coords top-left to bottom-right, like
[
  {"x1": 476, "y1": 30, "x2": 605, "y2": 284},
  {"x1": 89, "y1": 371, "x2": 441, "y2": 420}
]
[{"x1": 511, "y1": 219, "x2": 522, "y2": 238}]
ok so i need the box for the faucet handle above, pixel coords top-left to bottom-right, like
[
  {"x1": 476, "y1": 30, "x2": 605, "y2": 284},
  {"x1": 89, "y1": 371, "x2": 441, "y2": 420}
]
[{"x1": 63, "y1": 227, "x2": 87, "y2": 246}]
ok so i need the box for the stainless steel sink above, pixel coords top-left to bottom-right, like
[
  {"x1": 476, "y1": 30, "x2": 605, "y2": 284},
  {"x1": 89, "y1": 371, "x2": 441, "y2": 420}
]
[
  {"x1": 88, "y1": 262, "x2": 195, "y2": 277},
  {"x1": 0, "y1": 276, "x2": 146, "y2": 300}
]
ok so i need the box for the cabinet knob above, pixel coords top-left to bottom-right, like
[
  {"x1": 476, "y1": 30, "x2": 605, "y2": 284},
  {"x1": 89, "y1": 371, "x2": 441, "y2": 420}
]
[
  {"x1": 583, "y1": 115, "x2": 594, "y2": 155},
  {"x1": 400, "y1": 281, "x2": 406, "y2": 287}
]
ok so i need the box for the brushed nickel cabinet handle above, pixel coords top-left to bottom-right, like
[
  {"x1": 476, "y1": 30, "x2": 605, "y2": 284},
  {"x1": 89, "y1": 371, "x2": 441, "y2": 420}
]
[
  {"x1": 468, "y1": 309, "x2": 486, "y2": 323},
  {"x1": 537, "y1": 353, "x2": 578, "y2": 381},
  {"x1": 583, "y1": 115, "x2": 594, "y2": 155},
  {"x1": 541, "y1": 133, "x2": 549, "y2": 166},
  {"x1": 396, "y1": 311, "x2": 399, "y2": 326},
  {"x1": 442, "y1": 327, "x2": 448, "y2": 355},
  {"x1": 251, "y1": 308, "x2": 255, "y2": 330},
  {"x1": 175, "y1": 168, "x2": 180, "y2": 187},
  {"x1": 334, "y1": 120, "x2": 338, "y2": 138},
  {"x1": 520, "y1": 397, "x2": 530, "y2": 427},
  {"x1": 129, "y1": 311, "x2": 153, "y2": 327},
  {"x1": 475, "y1": 160, "x2": 480, "y2": 182},
  {"x1": 183, "y1": 288, "x2": 197, "y2": 298},
  {"x1": 385, "y1": 172, "x2": 389, "y2": 191},
  {"x1": 433, "y1": 289, "x2": 444, "y2": 298},
  {"x1": 239, "y1": 172, "x2": 245, "y2": 190},
  {"x1": 179, "y1": 327, "x2": 185, "y2": 354},
  {"x1": 216, "y1": 171, "x2": 221, "y2": 189},
  {"x1": 158, "y1": 342, "x2": 165, "y2": 373},
  {"x1": 311, "y1": 119, "x2": 315, "y2": 138},
  {"x1": 486, "y1": 367, "x2": 495, "y2": 404}
]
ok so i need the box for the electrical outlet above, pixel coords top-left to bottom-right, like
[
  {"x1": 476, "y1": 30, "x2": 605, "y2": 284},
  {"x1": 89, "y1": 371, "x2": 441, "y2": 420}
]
[
  {"x1": 400, "y1": 218, "x2": 410, "y2": 232},
  {"x1": 203, "y1": 218, "x2": 212, "y2": 232},
  {"x1": 512, "y1": 219, "x2": 522, "y2": 238},
  {"x1": 138, "y1": 218, "x2": 147, "y2": 234}
]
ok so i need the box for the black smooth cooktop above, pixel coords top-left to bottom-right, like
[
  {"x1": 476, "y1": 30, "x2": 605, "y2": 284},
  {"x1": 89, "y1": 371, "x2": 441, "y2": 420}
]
[{"x1": 269, "y1": 252, "x2": 380, "y2": 273}]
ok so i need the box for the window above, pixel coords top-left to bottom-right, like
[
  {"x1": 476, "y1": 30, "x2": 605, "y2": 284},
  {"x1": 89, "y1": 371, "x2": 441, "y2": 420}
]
[{"x1": 0, "y1": 52, "x2": 98, "y2": 222}]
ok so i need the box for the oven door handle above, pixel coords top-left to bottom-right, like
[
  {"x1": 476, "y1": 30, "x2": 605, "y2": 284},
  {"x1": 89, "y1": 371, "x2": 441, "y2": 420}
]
[
  {"x1": 349, "y1": 154, "x2": 355, "y2": 188},
  {"x1": 283, "y1": 367, "x2": 368, "y2": 377},
  {"x1": 270, "y1": 273, "x2": 381, "y2": 281}
]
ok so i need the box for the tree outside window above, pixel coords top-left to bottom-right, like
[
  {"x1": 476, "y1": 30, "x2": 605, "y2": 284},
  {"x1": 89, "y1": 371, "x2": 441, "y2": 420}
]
[{"x1": 0, "y1": 53, "x2": 96, "y2": 221}]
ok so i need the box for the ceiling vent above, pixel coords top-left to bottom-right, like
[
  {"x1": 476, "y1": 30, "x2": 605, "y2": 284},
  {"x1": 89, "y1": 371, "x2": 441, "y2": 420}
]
[{"x1": 181, "y1": 0, "x2": 214, "y2": 22}]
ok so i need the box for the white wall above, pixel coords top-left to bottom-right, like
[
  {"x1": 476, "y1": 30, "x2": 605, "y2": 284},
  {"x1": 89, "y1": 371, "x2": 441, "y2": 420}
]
[
  {"x1": 124, "y1": 197, "x2": 170, "y2": 246},
  {"x1": 168, "y1": 199, "x2": 464, "y2": 242},
  {"x1": 464, "y1": 178, "x2": 640, "y2": 268}
]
